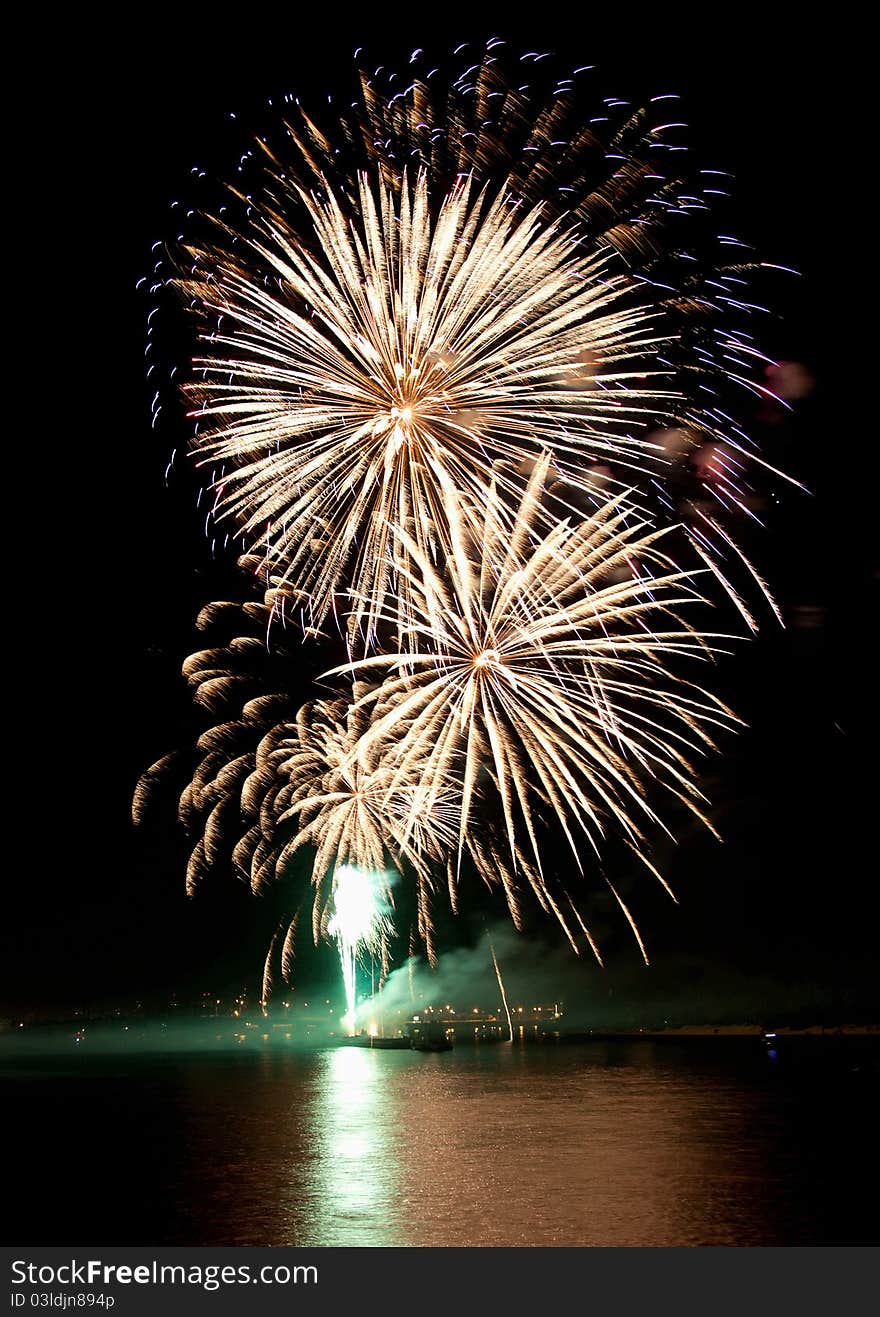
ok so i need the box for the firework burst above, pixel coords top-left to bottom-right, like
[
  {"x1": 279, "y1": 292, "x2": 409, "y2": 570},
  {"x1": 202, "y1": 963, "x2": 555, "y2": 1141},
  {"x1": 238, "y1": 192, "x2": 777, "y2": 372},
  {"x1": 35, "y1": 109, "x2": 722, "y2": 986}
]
[
  {"x1": 135, "y1": 599, "x2": 465, "y2": 970},
  {"x1": 328, "y1": 456, "x2": 742, "y2": 960},
  {"x1": 261, "y1": 688, "x2": 461, "y2": 964},
  {"x1": 169, "y1": 43, "x2": 787, "y2": 644},
  {"x1": 184, "y1": 171, "x2": 678, "y2": 642},
  {"x1": 138, "y1": 43, "x2": 791, "y2": 984}
]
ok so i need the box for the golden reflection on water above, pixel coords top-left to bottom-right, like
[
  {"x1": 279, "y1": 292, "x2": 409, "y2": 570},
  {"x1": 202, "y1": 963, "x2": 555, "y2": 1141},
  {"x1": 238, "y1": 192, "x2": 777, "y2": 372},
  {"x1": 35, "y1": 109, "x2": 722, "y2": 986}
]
[
  {"x1": 268, "y1": 1044, "x2": 793, "y2": 1247},
  {"x1": 352, "y1": 1047, "x2": 772, "y2": 1247}
]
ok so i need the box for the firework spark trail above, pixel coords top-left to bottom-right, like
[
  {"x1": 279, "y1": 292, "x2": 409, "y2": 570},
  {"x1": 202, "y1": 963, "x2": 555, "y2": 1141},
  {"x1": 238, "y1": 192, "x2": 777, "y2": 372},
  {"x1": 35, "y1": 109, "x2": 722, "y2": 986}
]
[
  {"x1": 489, "y1": 939, "x2": 514, "y2": 1042},
  {"x1": 326, "y1": 865, "x2": 393, "y2": 1033}
]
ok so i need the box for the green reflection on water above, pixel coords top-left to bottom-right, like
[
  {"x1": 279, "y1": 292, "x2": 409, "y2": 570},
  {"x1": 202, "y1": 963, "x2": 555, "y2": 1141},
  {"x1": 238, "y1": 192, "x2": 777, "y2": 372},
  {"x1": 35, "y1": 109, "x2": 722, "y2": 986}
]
[{"x1": 294, "y1": 1046, "x2": 407, "y2": 1247}]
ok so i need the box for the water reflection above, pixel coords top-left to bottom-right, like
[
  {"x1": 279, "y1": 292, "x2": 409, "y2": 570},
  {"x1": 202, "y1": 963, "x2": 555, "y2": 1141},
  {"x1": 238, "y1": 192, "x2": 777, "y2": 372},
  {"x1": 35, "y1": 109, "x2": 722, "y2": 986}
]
[
  {"x1": 6, "y1": 1041, "x2": 877, "y2": 1245},
  {"x1": 356, "y1": 1045, "x2": 785, "y2": 1246},
  {"x1": 294, "y1": 1047, "x2": 406, "y2": 1246}
]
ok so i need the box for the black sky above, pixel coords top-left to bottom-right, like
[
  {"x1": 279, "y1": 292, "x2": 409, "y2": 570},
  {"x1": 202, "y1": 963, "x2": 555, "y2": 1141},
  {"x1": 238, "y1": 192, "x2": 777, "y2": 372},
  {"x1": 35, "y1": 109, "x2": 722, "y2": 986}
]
[{"x1": 8, "y1": 11, "x2": 875, "y2": 1018}]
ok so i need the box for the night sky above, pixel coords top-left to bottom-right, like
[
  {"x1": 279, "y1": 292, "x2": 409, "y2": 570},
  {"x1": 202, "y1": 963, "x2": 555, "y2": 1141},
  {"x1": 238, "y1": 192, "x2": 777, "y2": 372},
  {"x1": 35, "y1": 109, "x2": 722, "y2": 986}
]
[{"x1": 8, "y1": 13, "x2": 875, "y2": 1021}]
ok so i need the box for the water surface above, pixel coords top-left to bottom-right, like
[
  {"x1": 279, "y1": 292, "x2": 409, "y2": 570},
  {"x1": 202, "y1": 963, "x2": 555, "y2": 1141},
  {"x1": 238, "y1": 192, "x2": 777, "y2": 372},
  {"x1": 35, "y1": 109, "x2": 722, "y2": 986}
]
[{"x1": 3, "y1": 1040, "x2": 877, "y2": 1246}]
